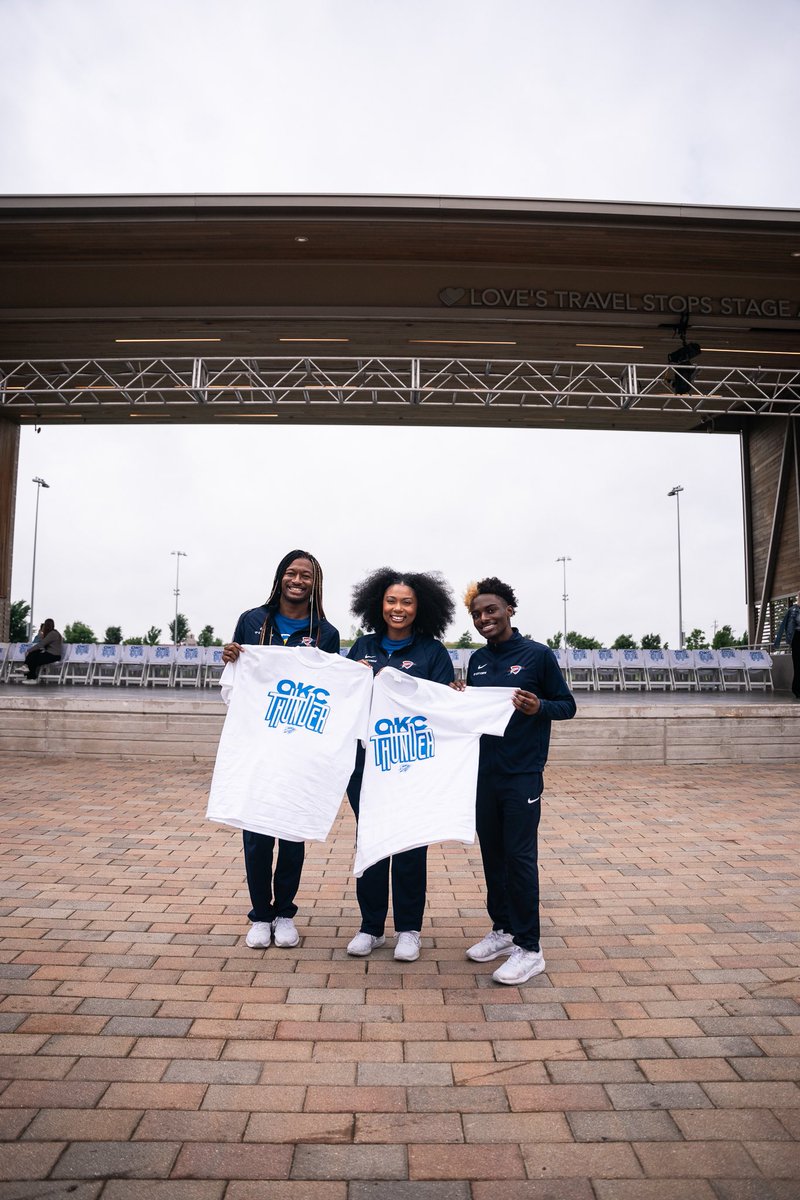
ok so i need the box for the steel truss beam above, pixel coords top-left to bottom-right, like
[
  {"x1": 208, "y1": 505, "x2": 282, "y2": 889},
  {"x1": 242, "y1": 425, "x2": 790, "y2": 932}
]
[{"x1": 2, "y1": 356, "x2": 800, "y2": 419}]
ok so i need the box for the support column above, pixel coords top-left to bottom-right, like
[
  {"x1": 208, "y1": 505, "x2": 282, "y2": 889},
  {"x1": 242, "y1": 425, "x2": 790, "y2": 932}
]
[
  {"x1": 743, "y1": 416, "x2": 800, "y2": 644},
  {"x1": 0, "y1": 419, "x2": 21, "y2": 641}
]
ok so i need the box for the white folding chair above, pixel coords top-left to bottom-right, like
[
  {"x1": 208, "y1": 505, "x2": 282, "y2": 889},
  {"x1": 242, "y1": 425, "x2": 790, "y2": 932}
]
[
  {"x1": 668, "y1": 649, "x2": 697, "y2": 691},
  {"x1": 145, "y1": 644, "x2": 176, "y2": 686},
  {"x1": 619, "y1": 647, "x2": 647, "y2": 691},
  {"x1": 174, "y1": 645, "x2": 203, "y2": 687},
  {"x1": 552, "y1": 647, "x2": 567, "y2": 677},
  {"x1": 694, "y1": 648, "x2": 724, "y2": 691},
  {"x1": 61, "y1": 643, "x2": 96, "y2": 684},
  {"x1": 118, "y1": 644, "x2": 148, "y2": 686},
  {"x1": 566, "y1": 648, "x2": 594, "y2": 690},
  {"x1": 92, "y1": 643, "x2": 122, "y2": 685},
  {"x1": 643, "y1": 648, "x2": 671, "y2": 690},
  {"x1": 203, "y1": 645, "x2": 225, "y2": 687},
  {"x1": 717, "y1": 647, "x2": 748, "y2": 692},
  {"x1": 0, "y1": 643, "x2": 8, "y2": 681},
  {"x1": 4, "y1": 643, "x2": 34, "y2": 682},
  {"x1": 593, "y1": 648, "x2": 623, "y2": 691},
  {"x1": 742, "y1": 649, "x2": 774, "y2": 691}
]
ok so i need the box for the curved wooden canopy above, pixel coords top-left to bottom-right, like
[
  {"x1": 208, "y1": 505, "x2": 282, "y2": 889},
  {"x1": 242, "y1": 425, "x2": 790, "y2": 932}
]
[{"x1": 0, "y1": 193, "x2": 799, "y2": 432}]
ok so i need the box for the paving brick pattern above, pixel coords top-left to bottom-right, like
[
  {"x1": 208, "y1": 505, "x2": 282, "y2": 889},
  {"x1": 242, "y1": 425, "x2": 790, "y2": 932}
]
[{"x1": 0, "y1": 753, "x2": 798, "y2": 1197}]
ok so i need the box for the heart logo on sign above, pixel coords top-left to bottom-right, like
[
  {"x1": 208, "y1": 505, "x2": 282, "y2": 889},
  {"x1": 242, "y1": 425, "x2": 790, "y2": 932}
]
[{"x1": 439, "y1": 287, "x2": 466, "y2": 306}]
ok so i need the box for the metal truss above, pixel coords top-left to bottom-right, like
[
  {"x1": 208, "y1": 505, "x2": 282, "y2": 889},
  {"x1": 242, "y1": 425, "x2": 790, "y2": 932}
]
[{"x1": 1, "y1": 356, "x2": 799, "y2": 419}]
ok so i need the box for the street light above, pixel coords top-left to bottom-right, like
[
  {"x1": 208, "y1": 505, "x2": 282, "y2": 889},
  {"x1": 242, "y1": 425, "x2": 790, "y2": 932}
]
[
  {"x1": 171, "y1": 551, "x2": 187, "y2": 646},
  {"x1": 556, "y1": 555, "x2": 571, "y2": 650},
  {"x1": 28, "y1": 477, "x2": 50, "y2": 641},
  {"x1": 667, "y1": 485, "x2": 684, "y2": 649}
]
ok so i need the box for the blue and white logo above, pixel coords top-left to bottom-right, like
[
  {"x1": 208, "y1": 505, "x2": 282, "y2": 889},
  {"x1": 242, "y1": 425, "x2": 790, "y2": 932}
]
[
  {"x1": 264, "y1": 678, "x2": 330, "y2": 734},
  {"x1": 370, "y1": 714, "x2": 435, "y2": 773}
]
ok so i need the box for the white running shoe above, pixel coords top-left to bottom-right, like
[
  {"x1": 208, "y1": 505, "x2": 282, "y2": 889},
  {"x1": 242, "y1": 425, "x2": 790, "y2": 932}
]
[
  {"x1": 492, "y1": 947, "x2": 546, "y2": 985},
  {"x1": 245, "y1": 921, "x2": 272, "y2": 949},
  {"x1": 346, "y1": 932, "x2": 386, "y2": 957},
  {"x1": 272, "y1": 916, "x2": 300, "y2": 948},
  {"x1": 465, "y1": 929, "x2": 515, "y2": 962},
  {"x1": 394, "y1": 931, "x2": 421, "y2": 962}
]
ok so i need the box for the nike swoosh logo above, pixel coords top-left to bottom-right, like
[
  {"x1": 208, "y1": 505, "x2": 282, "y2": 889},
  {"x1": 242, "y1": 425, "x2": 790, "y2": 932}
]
[{"x1": 528, "y1": 796, "x2": 541, "y2": 804}]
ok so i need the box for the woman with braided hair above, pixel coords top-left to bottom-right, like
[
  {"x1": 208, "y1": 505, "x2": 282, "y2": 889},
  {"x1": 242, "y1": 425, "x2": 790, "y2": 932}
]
[
  {"x1": 345, "y1": 567, "x2": 455, "y2": 962},
  {"x1": 223, "y1": 549, "x2": 340, "y2": 950}
]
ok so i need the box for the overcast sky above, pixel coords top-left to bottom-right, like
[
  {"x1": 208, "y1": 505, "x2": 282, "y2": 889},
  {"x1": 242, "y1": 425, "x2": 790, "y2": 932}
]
[{"x1": 3, "y1": 0, "x2": 798, "y2": 645}]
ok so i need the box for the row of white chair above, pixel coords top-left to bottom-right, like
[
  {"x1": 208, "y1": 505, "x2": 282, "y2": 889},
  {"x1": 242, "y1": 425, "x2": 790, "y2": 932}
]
[
  {"x1": 0, "y1": 643, "x2": 226, "y2": 688},
  {"x1": 551, "y1": 646, "x2": 774, "y2": 692},
  {"x1": 0, "y1": 641, "x2": 776, "y2": 694}
]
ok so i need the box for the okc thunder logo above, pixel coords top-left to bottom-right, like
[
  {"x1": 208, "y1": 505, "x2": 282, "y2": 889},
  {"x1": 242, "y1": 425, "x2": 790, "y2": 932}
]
[
  {"x1": 401, "y1": 661, "x2": 415, "y2": 670},
  {"x1": 508, "y1": 665, "x2": 522, "y2": 675},
  {"x1": 301, "y1": 637, "x2": 314, "y2": 646}
]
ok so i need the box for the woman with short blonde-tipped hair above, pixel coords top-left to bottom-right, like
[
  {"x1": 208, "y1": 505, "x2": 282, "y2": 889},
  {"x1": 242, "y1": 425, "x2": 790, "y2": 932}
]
[{"x1": 459, "y1": 576, "x2": 575, "y2": 985}]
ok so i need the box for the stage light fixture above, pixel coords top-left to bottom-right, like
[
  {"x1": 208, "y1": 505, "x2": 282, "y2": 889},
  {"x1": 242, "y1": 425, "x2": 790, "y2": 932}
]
[{"x1": 667, "y1": 319, "x2": 701, "y2": 395}]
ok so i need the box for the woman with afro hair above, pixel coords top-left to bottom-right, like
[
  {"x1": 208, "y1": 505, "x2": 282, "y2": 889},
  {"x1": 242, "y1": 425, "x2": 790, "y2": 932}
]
[
  {"x1": 345, "y1": 567, "x2": 455, "y2": 962},
  {"x1": 460, "y1": 576, "x2": 575, "y2": 985}
]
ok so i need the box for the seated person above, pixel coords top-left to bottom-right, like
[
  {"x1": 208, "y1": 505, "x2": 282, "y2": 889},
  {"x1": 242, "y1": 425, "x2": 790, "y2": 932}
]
[{"x1": 23, "y1": 618, "x2": 63, "y2": 683}]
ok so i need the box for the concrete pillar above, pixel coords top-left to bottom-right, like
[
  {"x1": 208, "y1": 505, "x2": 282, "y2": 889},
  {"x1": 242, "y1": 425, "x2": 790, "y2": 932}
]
[{"x1": 0, "y1": 419, "x2": 21, "y2": 641}]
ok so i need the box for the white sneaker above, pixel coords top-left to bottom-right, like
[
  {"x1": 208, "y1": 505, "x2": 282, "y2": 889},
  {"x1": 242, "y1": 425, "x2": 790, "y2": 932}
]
[
  {"x1": 245, "y1": 921, "x2": 272, "y2": 949},
  {"x1": 492, "y1": 946, "x2": 546, "y2": 985},
  {"x1": 394, "y1": 931, "x2": 421, "y2": 962},
  {"x1": 22, "y1": 679, "x2": 39, "y2": 686},
  {"x1": 465, "y1": 929, "x2": 515, "y2": 962},
  {"x1": 346, "y1": 932, "x2": 386, "y2": 957},
  {"x1": 272, "y1": 916, "x2": 300, "y2": 948}
]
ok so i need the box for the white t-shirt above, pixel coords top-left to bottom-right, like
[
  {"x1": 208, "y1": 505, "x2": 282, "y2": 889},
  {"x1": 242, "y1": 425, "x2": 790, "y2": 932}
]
[
  {"x1": 207, "y1": 646, "x2": 372, "y2": 842},
  {"x1": 354, "y1": 668, "x2": 514, "y2": 876}
]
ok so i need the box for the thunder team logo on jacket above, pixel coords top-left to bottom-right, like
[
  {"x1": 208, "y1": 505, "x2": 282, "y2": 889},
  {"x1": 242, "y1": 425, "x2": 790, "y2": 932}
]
[
  {"x1": 264, "y1": 679, "x2": 331, "y2": 734},
  {"x1": 370, "y1": 714, "x2": 435, "y2": 773}
]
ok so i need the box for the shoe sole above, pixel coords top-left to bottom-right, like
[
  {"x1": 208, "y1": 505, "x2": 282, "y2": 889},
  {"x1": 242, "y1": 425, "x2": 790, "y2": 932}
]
[
  {"x1": 493, "y1": 959, "x2": 546, "y2": 985},
  {"x1": 273, "y1": 937, "x2": 300, "y2": 948},
  {"x1": 466, "y1": 943, "x2": 515, "y2": 963},
  {"x1": 245, "y1": 938, "x2": 271, "y2": 949},
  {"x1": 347, "y1": 937, "x2": 386, "y2": 957},
  {"x1": 394, "y1": 948, "x2": 420, "y2": 962}
]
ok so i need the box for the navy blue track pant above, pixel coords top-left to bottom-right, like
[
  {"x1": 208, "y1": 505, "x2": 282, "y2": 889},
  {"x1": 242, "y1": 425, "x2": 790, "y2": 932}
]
[
  {"x1": 476, "y1": 771, "x2": 543, "y2": 952},
  {"x1": 242, "y1": 830, "x2": 304, "y2": 922},
  {"x1": 347, "y1": 778, "x2": 427, "y2": 937}
]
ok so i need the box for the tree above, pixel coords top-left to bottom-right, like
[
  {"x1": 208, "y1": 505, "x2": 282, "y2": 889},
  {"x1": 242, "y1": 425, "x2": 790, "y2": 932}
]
[
  {"x1": 123, "y1": 636, "x2": 143, "y2": 645},
  {"x1": 10, "y1": 600, "x2": 29, "y2": 641},
  {"x1": 640, "y1": 632, "x2": 662, "y2": 649},
  {"x1": 566, "y1": 630, "x2": 601, "y2": 650},
  {"x1": 546, "y1": 632, "x2": 562, "y2": 649},
  {"x1": 104, "y1": 626, "x2": 122, "y2": 644},
  {"x1": 455, "y1": 630, "x2": 475, "y2": 649},
  {"x1": 63, "y1": 621, "x2": 97, "y2": 644},
  {"x1": 686, "y1": 628, "x2": 708, "y2": 650},
  {"x1": 168, "y1": 613, "x2": 190, "y2": 644},
  {"x1": 612, "y1": 634, "x2": 637, "y2": 649},
  {"x1": 145, "y1": 626, "x2": 162, "y2": 646},
  {"x1": 198, "y1": 625, "x2": 216, "y2": 647},
  {"x1": 711, "y1": 624, "x2": 737, "y2": 649}
]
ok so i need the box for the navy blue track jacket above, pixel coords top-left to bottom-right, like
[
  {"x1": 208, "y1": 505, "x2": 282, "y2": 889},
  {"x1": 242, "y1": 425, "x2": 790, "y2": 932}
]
[
  {"x1": 346, "y1": 631, "x2": 455, "y2": 786},
  {"x1": 467, "y1": 630, "x2": 576, "y2": 775},
  {"x1": 347, "y1": 631, "x2": 455, "y2": 686},
  {"x1": 232, "y1": 606, "x2": 340, "y2": 653}
]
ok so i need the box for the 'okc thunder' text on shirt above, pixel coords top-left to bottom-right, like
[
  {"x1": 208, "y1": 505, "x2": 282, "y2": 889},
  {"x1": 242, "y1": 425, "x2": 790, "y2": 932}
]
[
  {"x1": 264, "y1": 679, "x2": 330, "y2": 734},
  {"x1": 370, "y1": 714, "x2": 435, "y2": 772}
]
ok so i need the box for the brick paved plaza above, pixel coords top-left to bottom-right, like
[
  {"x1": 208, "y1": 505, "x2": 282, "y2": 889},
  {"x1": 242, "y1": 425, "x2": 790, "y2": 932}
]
[{"x1": 1, "y1": 753, "x2": 799, "y2": 1199}]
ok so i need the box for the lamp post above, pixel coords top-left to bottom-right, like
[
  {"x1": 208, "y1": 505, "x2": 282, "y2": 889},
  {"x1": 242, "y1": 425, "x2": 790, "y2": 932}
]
[
  {"x1": 28, "y1": 477, "x2": 50, "y2": 641},
  {"x1": 171, "y1": 551, "x2": 187, "y2": 646},
  {"x1": 667, "y1": 485, "x2": 684, "y2": 649},
  {"x1": 556, "y1": 555, "x2": 571, "y2": 650}
]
